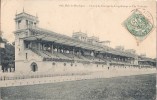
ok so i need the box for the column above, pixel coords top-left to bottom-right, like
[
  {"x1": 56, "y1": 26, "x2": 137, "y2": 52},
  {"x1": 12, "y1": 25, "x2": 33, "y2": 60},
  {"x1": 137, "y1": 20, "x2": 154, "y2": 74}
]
[
  {"x1": 51, "y1": 43, "x2": 54, "y2": 54},
  {"x1": 120, "y1": 57, "x2": 123, "y2": 62},
  {"x1": 79, "y1": 49, "x2": 81, "y2": 55},
  {"x1": 72, "y1": 47, "x2": 75, "y2": 54},
  {"x1": 56, "y1": 46, "x2": 58, "y2": 52},
  {"x1": 43, "y1": 44, "x2": 45, "y2": 51},
  {"x1": 29, "y1": 42, "x2": 31, "y2": 49},
  {"x1": 41, "y1": 43, "x2": 43, "y2": 50},
  {"x1": 38, "y1": 42, "x2": 41, "y2": 51}
]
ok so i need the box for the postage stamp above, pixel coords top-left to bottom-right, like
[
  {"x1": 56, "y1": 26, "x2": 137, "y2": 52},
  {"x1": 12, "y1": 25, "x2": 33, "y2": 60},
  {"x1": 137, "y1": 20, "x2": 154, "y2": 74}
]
[{"x1": 124, "y1": 9, "x2": 154, "y2": 43}]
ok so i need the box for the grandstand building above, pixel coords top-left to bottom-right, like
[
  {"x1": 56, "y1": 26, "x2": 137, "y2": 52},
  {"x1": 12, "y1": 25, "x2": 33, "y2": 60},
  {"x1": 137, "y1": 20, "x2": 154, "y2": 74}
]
[{"x1": 14, "y1": 11, "x2": 156, "y2": 73}]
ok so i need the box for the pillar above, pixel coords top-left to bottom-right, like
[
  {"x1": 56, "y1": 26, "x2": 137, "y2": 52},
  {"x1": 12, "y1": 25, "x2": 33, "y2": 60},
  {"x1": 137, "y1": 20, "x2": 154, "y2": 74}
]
[
  {"x1": 72, "y1": 47, "x2": 75, "y2": 54},
  {"x1": 38, "y1": 42, "x2": 41, "y2": 50},
  {"x1": 56, "y1": 46, "x2": 58, "y2": 52},
  {"x1": 51, "y1": 44, "x2": 54, "y2": 54},
  {"x1": 41, "y1": 43, "x2": 43, "y2": 50},
  {"x1": 79, "y1": 49, "x2": 81, "y2": 55}
]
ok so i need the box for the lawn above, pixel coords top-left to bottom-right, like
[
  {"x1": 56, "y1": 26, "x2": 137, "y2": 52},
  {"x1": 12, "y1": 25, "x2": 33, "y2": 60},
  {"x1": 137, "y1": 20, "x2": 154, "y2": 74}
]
[{"x1": 1, "y1": 74, "x2": 156, "y2": 100}]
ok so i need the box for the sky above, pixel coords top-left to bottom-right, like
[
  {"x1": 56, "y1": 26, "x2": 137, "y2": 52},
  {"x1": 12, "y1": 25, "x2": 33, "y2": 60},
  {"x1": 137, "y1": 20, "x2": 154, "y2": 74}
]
[{"x1": 1, "y1": 0, "x2": 156, "y2": 58}]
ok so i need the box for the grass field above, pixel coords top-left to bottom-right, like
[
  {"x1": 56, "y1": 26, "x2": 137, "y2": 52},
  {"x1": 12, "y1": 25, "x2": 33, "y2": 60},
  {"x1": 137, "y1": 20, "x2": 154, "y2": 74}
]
[{"x1": 1, "y1": 74, "x2": 156, "y2": 100}]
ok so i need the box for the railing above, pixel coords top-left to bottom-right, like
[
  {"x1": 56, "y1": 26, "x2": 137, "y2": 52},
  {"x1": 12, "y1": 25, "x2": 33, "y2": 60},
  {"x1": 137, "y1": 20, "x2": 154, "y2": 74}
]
[
  {"x1": 57, "y1": 52, "x2": 71, "y2": 59},
  {"x1": 43, "y1": 51, "x2": 57, "y2": 58},
  {"x1": 43, "y1": 57, "x2": 74, "y2": 62},
  {"x1": 0, "y1": 72, "x2": 92, "y2": 81},
  {"x1": 0, "y1": 66, "x2": 155, "y2": 82},
  {"x1": 30, "y1": 48, "x2": 41, "y2": 56},
  {"x1": 42, "y1": 51, "x2": 52, "y2": 57},
  {"x1": 62, "y1": 53, "x2": 74, "y2": 59}
]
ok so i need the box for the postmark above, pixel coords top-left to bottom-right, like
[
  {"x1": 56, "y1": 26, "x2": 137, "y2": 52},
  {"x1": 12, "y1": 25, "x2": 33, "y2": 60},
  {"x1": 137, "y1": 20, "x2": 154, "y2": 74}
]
[{"x1": 123, "y1": 9, "x2": 154, "y2": 45}]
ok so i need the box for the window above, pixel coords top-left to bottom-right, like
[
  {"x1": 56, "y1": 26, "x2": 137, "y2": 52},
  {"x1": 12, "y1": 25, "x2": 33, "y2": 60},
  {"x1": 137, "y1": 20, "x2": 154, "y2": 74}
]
[
  {"x1": 52, "y1": 62, "x2": 55, "y2": 65},
  {"x1": 26, "y1": 53, "x2": 28, "y2": 59},
  {"x1": 26, "y1": 32, "x2": 28, "y2": 36},
  {"x1": 26, "y1": 20, "x2": 28, "y2": 28},
  {"x1": 25, "y1": 43, "x2": 29, "y2": 49},
  {"x1": 31, "y1": 62, "x2": 38, "y2": 72},
  {"x1": 71, "y1": 63, "x2": 73, "y2": 66},
  {"x1": 18, "y1": 20, "x2": 21, "y2": 29},
  {"x1": 29, "y1": 21, "x2": 33, "y2": 27}
]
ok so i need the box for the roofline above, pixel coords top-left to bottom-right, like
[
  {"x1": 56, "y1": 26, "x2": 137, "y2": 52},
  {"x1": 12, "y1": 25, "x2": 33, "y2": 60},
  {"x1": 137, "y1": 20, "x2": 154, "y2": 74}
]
[{"x1": 20, "y1": 27, "x2": 139, "y2": 58}]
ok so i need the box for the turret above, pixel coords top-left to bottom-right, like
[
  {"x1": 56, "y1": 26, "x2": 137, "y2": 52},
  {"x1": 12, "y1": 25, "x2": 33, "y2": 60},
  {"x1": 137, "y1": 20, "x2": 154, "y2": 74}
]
[{"x1": 15, "y1": 10, "x2": 39, "y2": 30}]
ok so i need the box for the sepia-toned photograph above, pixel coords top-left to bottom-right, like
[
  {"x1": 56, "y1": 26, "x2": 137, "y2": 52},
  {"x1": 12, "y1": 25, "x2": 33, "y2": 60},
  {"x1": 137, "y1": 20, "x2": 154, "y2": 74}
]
[{"x1": 0, "y1": 0, "x2": 156, "y2": 100}]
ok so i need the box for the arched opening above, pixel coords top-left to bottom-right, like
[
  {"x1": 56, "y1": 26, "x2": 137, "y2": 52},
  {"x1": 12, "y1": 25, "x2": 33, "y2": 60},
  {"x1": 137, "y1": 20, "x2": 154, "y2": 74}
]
[{"x1": 31, "y1": 62, "x2": 38, "y2": 72}]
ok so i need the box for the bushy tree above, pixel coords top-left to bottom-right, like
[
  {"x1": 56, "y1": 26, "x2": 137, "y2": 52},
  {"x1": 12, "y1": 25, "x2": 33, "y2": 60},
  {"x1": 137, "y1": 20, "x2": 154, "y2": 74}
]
[{"x1": 1, "y1": 43, "x2": 15, "y2": 72}]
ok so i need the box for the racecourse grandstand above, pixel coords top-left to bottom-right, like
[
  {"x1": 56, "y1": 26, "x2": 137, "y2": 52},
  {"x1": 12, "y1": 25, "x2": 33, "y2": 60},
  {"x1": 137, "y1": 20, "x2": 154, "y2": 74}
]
[{"x1": 14, "y1": 11, "x2": 156, "y2": 73}]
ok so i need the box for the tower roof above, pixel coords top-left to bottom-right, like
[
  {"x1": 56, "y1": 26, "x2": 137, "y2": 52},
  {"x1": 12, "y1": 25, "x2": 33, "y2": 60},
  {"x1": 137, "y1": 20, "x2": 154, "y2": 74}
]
[{"x1": 15, "y1": 11, "x2": 38, "y2": 22}]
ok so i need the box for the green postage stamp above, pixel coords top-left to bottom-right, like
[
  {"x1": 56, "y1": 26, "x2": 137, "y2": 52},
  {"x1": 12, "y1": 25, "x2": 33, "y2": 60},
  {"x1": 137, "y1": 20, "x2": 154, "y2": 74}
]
[{"x1": 124, "y1": 9, "x2": 154, "y2": 44}]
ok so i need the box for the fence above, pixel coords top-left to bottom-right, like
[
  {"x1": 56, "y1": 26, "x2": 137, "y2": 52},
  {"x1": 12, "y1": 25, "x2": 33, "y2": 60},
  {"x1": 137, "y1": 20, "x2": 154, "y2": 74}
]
[
  {"x1": 0, "y1": 66, "x2": 155, "y2": 81},
  {"x1": 0, "y1": 67, "x2": 156, "y2": 88},
  {"x1": 0, "y1": 71, "x2": 92, "y2": 81}
]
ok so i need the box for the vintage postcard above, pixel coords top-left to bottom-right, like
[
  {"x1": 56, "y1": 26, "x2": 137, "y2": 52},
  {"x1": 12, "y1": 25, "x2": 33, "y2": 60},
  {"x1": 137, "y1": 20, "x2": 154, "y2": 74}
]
[{"x1": 0, "y1": 0, "x2": 156, "y2": 100}]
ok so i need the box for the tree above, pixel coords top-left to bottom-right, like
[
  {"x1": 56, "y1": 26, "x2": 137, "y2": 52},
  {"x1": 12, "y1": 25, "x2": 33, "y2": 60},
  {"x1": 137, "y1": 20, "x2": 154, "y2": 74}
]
[{"x1": 1, "y1": 40, "x2": 15, "y2": 72}]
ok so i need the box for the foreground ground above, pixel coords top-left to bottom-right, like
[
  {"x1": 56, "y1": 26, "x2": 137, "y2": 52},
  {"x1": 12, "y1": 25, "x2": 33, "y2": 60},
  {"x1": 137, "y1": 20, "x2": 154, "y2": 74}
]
[{"x1": 1, "y1": 74, "x2": 156, "y2": 100}]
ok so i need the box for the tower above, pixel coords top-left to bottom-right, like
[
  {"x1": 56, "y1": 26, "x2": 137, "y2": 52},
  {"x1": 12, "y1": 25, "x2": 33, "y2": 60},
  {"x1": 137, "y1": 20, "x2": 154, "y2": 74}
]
[
  {"x1": 14, "y1": 10, "x2": 39, "y2": 69},
  {"x1": 15, "y1": 10, "x2": 39, "y2": 30}
]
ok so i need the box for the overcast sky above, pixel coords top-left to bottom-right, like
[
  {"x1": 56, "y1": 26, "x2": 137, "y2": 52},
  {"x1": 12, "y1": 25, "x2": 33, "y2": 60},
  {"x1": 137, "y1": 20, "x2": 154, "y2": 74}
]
[{"x1": 1, "y1": 0, "x2": 156, "y2": 58}]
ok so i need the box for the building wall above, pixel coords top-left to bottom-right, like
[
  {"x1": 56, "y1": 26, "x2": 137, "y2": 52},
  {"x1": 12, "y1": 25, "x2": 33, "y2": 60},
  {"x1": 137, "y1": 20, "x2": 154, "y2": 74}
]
[
  {"x1": 15, "y1": 49, "x2": 43, "y2": 72},
  {"x1": 15, "y1": 51, "x2": 108, "y2": 74}
]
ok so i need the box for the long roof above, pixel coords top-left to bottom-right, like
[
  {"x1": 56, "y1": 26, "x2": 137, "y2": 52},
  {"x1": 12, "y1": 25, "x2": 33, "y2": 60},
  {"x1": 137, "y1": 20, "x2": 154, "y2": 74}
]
[
  {"x1": 138, "y1": 56, "x2": 156, "y2": 62},
  {"x1": 22, "y1": 27, "x2": 137, "y2": 58}
]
